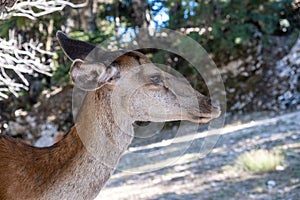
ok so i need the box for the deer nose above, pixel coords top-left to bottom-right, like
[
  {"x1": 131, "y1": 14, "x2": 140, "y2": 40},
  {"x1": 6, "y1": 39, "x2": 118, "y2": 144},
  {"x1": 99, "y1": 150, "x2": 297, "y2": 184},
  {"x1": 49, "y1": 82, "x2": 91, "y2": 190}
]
[
  {"x1": 207, "y1": 99, "x2": 220, "y2": 108},
  {"x1": 209, "y1": 99, "x2": 221, "y2": 118}
]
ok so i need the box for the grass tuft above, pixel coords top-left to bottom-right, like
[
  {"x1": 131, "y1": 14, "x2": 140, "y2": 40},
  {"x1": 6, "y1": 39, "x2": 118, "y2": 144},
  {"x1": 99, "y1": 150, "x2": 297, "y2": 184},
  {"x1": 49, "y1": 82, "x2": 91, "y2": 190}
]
[{"x1": 236, "y1": 149, "x2": 284, "y2": 173}]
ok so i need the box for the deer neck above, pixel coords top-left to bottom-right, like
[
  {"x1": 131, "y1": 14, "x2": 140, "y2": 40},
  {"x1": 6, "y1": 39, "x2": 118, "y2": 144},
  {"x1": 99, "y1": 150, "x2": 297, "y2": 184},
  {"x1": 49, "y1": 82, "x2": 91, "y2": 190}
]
[
  {"x1": 1, "y1": 88, "x2": 134, "y2": 200},
  {"x1": 42, "y1": 88, "x2": 134, "y2": 199},
  {"x1": 75, "y1": 88, "x2": 135, "y2": 164}
]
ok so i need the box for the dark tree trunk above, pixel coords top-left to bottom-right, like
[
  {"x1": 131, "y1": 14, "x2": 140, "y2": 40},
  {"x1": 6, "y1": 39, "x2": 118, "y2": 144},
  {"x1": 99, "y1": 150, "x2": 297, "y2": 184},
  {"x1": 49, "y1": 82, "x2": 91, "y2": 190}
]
[
  {"x1": 131, "y1": 0, "x2": 152, "y2": 48},
  {"x1": 79, "y1": 0, "x2": 97, "y2": 33}
]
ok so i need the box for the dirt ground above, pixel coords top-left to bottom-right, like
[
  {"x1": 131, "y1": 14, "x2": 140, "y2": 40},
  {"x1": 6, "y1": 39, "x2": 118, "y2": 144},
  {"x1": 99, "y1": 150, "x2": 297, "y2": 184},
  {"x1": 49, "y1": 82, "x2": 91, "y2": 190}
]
[{"x1": 97, "y1": 110, "x2": 300, "y2": 200}]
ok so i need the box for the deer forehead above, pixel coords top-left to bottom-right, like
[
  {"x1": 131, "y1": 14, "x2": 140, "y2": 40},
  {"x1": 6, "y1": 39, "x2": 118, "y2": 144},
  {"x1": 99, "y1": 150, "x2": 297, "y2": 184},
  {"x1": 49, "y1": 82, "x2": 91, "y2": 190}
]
[{"x1": 115, "y1": 54, "x2": 150, "y2": 71}]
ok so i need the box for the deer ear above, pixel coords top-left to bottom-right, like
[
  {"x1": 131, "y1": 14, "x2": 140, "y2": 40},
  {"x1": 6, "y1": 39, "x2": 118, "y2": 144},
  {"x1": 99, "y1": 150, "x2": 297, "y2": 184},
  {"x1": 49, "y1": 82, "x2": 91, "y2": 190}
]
[
  {"x1": 56, "y1": 31, "x2": 96, "y2": 61},
  {"x1": 70, "y1": 59, "x2": 119, "y2": 90}
]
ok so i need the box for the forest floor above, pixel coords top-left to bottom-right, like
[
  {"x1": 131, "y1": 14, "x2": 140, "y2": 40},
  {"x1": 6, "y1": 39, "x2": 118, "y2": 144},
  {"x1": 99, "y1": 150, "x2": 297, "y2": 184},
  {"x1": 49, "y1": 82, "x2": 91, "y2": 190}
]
[{"x1": 97, "y1": 110, "x2": 300, "y2": 200}]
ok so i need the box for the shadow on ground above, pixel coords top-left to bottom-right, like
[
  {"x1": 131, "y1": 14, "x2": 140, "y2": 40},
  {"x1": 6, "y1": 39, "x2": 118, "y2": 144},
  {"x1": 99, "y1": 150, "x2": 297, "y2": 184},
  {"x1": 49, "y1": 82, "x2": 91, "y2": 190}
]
[{"x1": 97, "y1": 111, "x2": 300, "y2": 200}]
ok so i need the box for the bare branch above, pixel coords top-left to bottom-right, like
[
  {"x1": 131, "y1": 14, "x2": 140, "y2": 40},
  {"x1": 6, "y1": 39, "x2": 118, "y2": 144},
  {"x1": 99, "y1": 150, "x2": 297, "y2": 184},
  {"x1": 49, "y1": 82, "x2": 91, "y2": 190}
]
[
  {"x1": 0, "y1": 1, "x2": 89, "y2": 99},
  {"x1": 0, "y1": 0, "x2": 87, "y2": 20},
  {"x1": 0, "y1": 30, "x2": 54, "y2": 100}
]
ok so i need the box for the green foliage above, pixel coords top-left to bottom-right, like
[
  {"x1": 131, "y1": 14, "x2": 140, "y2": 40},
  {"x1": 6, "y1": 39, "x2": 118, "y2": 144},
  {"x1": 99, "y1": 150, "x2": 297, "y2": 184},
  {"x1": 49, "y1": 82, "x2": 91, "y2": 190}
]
[
  {"x1": 236, "y1": 149, "x2": 284, "y2": 173},
  {"x1": 51, "y1": 63, "x2": 71, "y2": 87},
  {"x1": 1, "y1": 0, "x2": 299, "y2": 110},
  {"x1": 165, "y1": 0, "x2": 297, "y2": 63},
  {"x1": 69, "y1": 30, "x2": 112, "y2": 44}
]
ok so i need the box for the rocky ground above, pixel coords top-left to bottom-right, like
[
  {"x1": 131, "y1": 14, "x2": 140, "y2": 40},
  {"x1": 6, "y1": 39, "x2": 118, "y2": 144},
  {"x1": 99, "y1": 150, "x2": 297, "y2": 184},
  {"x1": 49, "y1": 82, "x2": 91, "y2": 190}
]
[{"x1": 96, "y1": 110, "x2": 300, "y2": 200}]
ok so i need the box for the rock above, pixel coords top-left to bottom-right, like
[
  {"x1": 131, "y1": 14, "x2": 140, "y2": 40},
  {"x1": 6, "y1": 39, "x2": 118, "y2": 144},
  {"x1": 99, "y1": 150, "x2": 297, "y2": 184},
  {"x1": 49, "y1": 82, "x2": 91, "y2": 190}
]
[
  {"x1": 34, "y1": 122, "x2": 59, "y2": 147},
  {"x1": 35, "y1": 135, "x2": 54, "y2": 147},
  {"x1": 291, "y1": 134, "x2": 298, "y2": 140},
  {"x1": 7, "y1": 121, "x2": 26, "y2": 136},
  {"x1": 276, "y1": 165, "x2": 285, "y2": 171},
  {"x1": 267, "y1": 180, "x2": 276, "y2": 189},
  {"x1": 25, "y1": 115, "x2": 36, "y2": 128}
]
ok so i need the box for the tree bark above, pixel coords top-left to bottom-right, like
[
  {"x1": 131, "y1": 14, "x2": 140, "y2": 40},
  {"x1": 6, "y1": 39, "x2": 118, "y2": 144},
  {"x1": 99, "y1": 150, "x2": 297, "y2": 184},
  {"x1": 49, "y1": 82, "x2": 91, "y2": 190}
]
[{"x1": 79, "y1": 0, "x2": 97, "y2": 33}]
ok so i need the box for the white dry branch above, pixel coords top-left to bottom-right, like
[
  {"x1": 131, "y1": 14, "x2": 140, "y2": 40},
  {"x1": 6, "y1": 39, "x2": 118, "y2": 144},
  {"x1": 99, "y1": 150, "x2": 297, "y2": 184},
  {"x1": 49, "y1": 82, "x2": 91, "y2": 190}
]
[
  {"x1": 0, "y1": 0, "x2": 87, "y2": 20},
  {"x1": 0, "y1": 0, "x2": 87, "y2": 100},
  {"x1": 0, "y1": 30, "x2": 53, "y2": 99}
]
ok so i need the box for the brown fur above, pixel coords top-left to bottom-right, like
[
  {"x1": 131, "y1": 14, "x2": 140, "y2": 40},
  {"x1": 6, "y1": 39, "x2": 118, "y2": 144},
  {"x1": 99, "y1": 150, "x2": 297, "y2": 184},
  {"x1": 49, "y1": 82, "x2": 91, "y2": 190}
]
[{"x1": 0, "y1": 127, "x2": 84, "y2": 199}]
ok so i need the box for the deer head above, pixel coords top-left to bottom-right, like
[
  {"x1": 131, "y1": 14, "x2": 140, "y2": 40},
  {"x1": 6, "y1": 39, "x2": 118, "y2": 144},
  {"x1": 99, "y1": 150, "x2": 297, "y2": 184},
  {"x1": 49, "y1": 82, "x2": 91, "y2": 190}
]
[
  {"x1": 0, "y1": 32, "x2": 222, "y2": 200},
  {"x1": 57, "y1": 31, "x2": 220, "y2": 126}
]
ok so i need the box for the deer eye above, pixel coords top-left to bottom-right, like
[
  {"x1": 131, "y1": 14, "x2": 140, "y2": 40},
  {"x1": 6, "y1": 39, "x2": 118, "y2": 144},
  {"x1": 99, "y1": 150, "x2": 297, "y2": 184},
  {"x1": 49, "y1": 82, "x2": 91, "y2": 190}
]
[{"x1": 149, "y1": 74, "x2": 162, "y2": 85}]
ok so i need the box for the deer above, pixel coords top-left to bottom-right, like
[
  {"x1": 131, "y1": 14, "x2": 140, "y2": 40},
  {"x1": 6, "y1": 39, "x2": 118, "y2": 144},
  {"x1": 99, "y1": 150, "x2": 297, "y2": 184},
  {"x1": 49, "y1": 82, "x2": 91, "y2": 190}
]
[{"x1": 0, "y1": 31, "x2": 221, "y2": 200}]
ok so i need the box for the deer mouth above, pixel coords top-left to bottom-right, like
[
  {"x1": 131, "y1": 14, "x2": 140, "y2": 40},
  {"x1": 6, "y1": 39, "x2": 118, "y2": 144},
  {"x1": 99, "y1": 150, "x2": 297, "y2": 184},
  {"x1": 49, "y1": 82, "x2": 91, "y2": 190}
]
[
  {"x1": 191, "y1": 115, "x2": 216, "y2": 123},
  {"x1": 189, "y1": 106, "x2": 221, "y2": 123}
]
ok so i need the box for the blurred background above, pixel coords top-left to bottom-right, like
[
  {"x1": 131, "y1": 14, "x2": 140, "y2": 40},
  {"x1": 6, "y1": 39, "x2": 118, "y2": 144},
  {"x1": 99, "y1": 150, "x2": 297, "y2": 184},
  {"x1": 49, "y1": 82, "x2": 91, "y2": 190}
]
[{"x1": 0, "y1": 0, "x2": 300, "y2": 199}]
